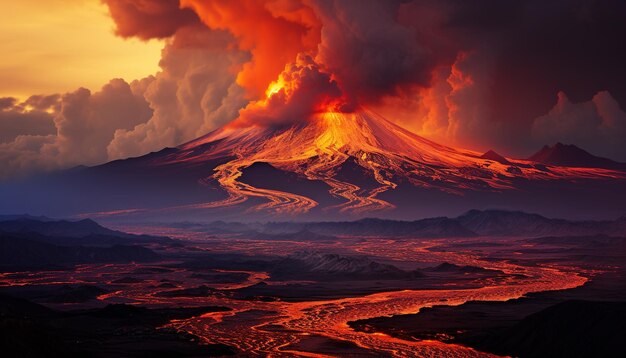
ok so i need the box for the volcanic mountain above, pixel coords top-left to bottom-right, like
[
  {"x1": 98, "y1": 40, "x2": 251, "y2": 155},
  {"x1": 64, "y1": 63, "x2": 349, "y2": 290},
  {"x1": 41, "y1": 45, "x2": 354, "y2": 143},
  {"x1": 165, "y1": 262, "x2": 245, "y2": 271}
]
[{"x1": 1, "y1": 109, "x2": 625, "y2": 220}]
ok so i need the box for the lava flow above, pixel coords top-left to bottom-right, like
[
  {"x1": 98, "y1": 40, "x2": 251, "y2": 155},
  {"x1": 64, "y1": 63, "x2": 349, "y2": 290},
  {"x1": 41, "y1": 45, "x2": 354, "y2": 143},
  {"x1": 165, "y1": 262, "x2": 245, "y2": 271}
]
[
  {"x1": 0, "y1": 226, "x2": 593, "y2": 357},
  {"x1": 163, "y1": 235, "x2": 587, "y2": 357}
]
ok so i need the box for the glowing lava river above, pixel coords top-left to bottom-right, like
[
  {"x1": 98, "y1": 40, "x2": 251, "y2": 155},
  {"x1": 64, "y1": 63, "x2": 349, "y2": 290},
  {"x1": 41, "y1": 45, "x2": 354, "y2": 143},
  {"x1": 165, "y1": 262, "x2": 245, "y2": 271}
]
[
  {"x1": 0, "y1": 229, "x2": 588, "y2": 357},
  {"x1": 170, "y1": 242, "x2": 585, "y2": 357}
]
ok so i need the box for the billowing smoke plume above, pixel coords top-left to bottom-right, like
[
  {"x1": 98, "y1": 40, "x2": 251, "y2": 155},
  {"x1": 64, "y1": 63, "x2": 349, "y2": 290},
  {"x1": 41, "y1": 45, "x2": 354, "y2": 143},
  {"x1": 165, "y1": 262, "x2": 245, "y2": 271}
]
[
  {"x1": 0, "y1": 78, "x2": 152, "y2": 178},
  {"x1": 106, "y1": 25, "x2": 249, "y2": 159},
  {"x1": 312, "y1": 0, "x2": 429, "y2": 105},
  {"x1": 181, "y1": 0, "x2": 433, "y2": 109},
  {"x1": 180, "y1": 0, "x2": 322, "y2": 99},
  {"x1": 235, "y1": 53, "x2": 343, "y2": 127},
  {"x1": 2, "y1": 0, "x2": 626, "y2": 178}
]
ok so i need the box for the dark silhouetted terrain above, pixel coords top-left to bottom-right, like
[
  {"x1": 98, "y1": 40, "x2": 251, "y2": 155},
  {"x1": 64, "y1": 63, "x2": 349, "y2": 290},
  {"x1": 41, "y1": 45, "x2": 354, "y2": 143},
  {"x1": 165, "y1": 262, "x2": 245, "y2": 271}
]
[
  {"x1": 528, "y1": 143, "x2": 626, "y2": 170},
  {"x1": 0, "y1": 294, "x2": 234, "y2": 358}
]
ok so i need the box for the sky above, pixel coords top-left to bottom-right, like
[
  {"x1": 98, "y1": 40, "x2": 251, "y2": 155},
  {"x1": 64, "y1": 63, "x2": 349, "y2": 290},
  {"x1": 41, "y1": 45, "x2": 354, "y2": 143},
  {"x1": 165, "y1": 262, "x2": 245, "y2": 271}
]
[
  {"x1": 0, "y1": 0, "x2": 162, "y2": 99},
  {"x1": 1, "y1": 0, "x2": 626, "y2": 179}
]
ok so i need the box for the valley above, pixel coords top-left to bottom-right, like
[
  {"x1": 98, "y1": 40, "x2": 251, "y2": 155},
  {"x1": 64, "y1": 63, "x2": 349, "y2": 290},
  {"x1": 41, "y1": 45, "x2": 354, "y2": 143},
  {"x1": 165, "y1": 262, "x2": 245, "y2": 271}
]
[{"x1": 3, "y1": 212, "x2": 623, "y2": 357}]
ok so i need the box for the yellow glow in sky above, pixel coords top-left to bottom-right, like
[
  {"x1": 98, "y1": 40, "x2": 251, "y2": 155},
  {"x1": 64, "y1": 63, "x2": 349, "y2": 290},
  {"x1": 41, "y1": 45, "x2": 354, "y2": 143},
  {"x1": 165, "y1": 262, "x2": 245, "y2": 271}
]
[{"x1": 0, "y1": 0, "x2": 163, "y2": 99}]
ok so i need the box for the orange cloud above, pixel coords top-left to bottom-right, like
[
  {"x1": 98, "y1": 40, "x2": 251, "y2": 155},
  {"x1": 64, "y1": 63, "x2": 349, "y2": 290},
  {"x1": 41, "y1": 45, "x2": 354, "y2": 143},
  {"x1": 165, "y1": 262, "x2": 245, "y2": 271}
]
[
  {"x1": 180, "y1": 0, "x2": 321, "y2": 99},
  {"x1": 233, "y1": 53, "x2": 343, "y2": 128}
]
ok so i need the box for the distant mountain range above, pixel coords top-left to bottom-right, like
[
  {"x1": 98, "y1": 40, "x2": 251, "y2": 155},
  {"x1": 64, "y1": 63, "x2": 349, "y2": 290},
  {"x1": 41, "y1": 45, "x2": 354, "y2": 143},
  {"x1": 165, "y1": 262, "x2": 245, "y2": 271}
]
[
  {"x1": 183, "y1": 209, "x2": 626, "y2": 238},
  {"x1": 456, "y1": 209, "x2": 626, "y2": 237},
  {"x1": 0, "y1": 216, "x2": 173, "y2": 246},
  {"x1": 0, "y1": 217, "x2": 172, "y2": 271},
  {"x1": 0, "y1": 217, "x2": 126, "y2": 238},
  {"x1": 264, "y1": 217, "x2": 475, "y2": 237}
]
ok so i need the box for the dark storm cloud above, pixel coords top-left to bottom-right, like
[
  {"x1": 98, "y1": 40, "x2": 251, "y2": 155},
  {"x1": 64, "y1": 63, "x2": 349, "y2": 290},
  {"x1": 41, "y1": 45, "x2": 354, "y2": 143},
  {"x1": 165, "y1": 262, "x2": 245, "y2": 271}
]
[
  {"x1": 387, "y1": 0, "x2": 626, "y2": 158},
  {"x1": 311, "y1": 0, "x2": 430, "y2": 105},
  {"x1": 102, "y1": 0, "x2": 200, "y2": 40},
  {"x1": 439, "y1": 0, "x2": 626, "y2": 123}
]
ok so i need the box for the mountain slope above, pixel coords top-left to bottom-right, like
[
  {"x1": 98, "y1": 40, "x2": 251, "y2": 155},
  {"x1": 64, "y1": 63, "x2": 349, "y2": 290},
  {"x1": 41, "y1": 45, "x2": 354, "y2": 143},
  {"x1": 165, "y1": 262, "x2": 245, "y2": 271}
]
[{"x1": 480, "y1": 150, "x2": 511, "y2": 165}]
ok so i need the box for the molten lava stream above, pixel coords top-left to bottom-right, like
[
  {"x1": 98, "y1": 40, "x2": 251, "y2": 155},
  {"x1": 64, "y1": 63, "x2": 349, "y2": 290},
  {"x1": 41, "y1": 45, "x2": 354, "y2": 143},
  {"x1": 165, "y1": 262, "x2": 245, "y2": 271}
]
[
  {"x1": 158, "y1": 241, "x2": 586, "y2": 357},
  {"x1": 2, "y1": 233, "x2": 590, "y2": 356}
]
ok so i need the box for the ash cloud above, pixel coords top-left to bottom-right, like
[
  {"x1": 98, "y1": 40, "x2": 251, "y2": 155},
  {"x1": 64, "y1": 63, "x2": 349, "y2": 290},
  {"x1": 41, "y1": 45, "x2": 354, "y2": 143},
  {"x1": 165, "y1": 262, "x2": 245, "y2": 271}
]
[
  {"x1": 311, "y1": 0, "x2": 430, "y2": 105},
  {"x1": 180, "y1": 0, "x2": 322, "y2": 98},
  {"x1": 383, "y1": 0, "x2": 626, "y2": 158},
  {"x1": 235, "y1": 54, "x2": 343, "y2": 127},
  {"x1": 418, "y1": 0, "x2": 626, "y2": 157}
]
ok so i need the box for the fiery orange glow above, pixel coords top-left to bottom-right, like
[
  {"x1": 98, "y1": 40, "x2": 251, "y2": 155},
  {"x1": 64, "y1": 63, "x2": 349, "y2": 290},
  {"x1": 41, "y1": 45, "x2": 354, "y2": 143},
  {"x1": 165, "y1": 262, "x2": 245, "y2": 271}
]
[
  {"x1": 180, "y1": 0, "x2": 321, "y2": 99},
  {"x1": 265, "y1": 79, "x2": 285, "y2": 98},
  {"x1": 227, "y1": 53, "x2": 347, "y2": 129}
]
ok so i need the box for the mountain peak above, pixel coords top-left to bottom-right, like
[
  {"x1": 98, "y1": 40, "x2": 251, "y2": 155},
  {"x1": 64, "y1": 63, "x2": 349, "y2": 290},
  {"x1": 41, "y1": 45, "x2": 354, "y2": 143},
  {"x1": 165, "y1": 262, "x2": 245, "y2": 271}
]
[
  {"x1": 480, "y1": 150, "x2": 511, "y2": 165},
  {"x1": 528, "y1": 143, "x2": 625, "y2": 170}
]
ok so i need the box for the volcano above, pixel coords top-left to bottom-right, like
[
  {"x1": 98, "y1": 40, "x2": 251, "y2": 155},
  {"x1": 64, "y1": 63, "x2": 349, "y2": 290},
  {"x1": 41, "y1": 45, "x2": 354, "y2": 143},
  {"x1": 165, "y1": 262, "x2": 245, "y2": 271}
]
[
  {"x1": 2, "y1": 109, "x2": 626, "y2": 220},
  {"x1": 161, "y1": 109, "x2": 622, "y2": 214}
]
